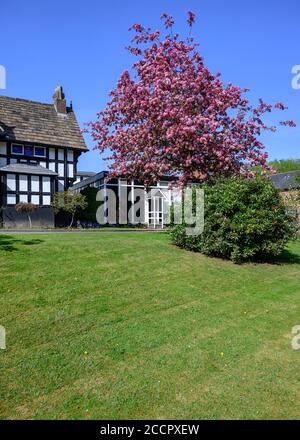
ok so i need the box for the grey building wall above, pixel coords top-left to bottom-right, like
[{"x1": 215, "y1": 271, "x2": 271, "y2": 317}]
[{"x1": 2, "y1": 206, "x2": 54, "y2": 229}]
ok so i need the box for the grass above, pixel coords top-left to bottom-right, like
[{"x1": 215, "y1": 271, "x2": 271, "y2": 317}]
[{"x1": 0, "y1": 232, "x2": 300, "y2": 420}]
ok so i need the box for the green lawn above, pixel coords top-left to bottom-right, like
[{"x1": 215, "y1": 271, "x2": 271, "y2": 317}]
[{"x1": 0, "y1": 232, "x2": 300, "y2": 420}]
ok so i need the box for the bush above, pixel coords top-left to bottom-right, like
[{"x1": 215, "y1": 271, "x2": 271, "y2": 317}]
[
  {"x1": 52, "y1": 191, "x2": 88, "y2": 228},
  {"x1": 171, "y1": 176, "x2": 297, "y2": 263},
  {"x1": 76, "y1": 187, "x2": 100, "y2": 223}
]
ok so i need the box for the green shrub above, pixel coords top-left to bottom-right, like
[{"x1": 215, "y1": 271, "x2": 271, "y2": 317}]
[
  {"x1": 171, "y1": 176, "x2": 297, "y2": 263},
  {"x1": 76, "y1": 187, "x2": 100, "y2": 222}
]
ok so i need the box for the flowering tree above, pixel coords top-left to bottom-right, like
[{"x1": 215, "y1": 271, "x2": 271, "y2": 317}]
[{"x1": 89, "y1": 12, "x2": 295, "y2": 186}]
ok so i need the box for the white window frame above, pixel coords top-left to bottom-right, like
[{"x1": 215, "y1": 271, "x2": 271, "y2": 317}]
[{"x1": 34, "y1": 146, "x2": 46, "y2": 157}]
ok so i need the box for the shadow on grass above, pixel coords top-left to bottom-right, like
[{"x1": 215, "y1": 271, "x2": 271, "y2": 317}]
[
  {"x1": 0, "y1": 235, "x2": 44, "y2": 252},
  {"x1": 275, "y1": 248, "x2": 300, "y2": 265}
]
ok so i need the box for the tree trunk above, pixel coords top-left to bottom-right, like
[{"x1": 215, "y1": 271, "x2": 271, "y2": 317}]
[
  {"x1": 69, "y1": 212, "x2": 75, "y2": 228},
  {"x1": 28, "y1": 214, "x2": 32, "y2": 229}
]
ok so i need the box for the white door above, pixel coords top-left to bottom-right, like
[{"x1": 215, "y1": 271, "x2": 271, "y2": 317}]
[{"x1": 148, "y1": 196, "x2": 164, "y2": 228}]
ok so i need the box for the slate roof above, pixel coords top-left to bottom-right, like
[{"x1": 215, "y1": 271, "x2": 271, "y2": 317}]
[
  {"x1": 71, "y1": 171, "x2": 107, "y2": 190},
  {"x1": 271, "y1": 170, "x2": 300, "y2": 191},
  {"x1": 0, "y1": 163, "x2": 58, "y2": 176},
  {"x1": 76, "y1": 171, "x2": 97, "y2": 177},
  {"x1": 0, "y1": 95, "x2": 87, "y2": 150}
]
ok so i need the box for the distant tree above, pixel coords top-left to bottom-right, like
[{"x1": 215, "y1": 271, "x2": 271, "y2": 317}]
[
  {"x1": 88, "y1": 11, "x2": 295, "y2": 186},
  {"x1": 52, "y1": 191, "x2": 88, "y2": 228},
  {"x1": 15, "y1": 202, "x2": 38, "y2": 229},
  {"x1": 269, "y1": 159, "x2": 300, "y2": 173}
]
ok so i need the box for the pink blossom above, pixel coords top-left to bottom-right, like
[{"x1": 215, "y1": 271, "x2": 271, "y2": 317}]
[
  {"x1": 275, "y1": 101, "x2": 287, "y2": 110},
  {"x1": 87, "y1": 12, "x2": 295, "y2": 186},
  {"x1": 160, "y1": 13, "x2": 175, "y2": 29},
  {"x1": 280, "y1": 120, "x2": 297, "y2": 127},
  {"x1": 187, "y1": 11, "x2": 196, "y2": 27}
]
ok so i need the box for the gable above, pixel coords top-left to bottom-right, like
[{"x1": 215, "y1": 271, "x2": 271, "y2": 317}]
[{"x1": 0, "y1": 95, "x2": 87, "y2": 150}]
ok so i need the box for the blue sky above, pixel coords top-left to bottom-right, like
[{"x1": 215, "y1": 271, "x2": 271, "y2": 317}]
[{"x1": 1, "y1": 0, "x2": 300, "y2": 172}]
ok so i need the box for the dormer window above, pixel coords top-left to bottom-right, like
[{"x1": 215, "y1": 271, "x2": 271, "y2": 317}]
[
  {"x1": 12, "y1": 143, "x2": 23, "y2": 155},
  {"x1": 11, "y1": 144, "x2": 46, "y2": 157},
  {"x1": 35, "y1": 146, "x2": 46, "y2": 157},
  {"x1": 24, "y1": 145, "x2": 34, "y2": 156}
]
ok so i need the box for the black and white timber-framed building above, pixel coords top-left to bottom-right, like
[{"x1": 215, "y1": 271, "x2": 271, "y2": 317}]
[{"x1": 0, "y1": 86, "x2": 87, "y2": 227}]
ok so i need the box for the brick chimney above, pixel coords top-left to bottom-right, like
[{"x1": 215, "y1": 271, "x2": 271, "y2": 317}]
[{"x1": 53, "y1": 85, "x2": 67, "y2": 114}]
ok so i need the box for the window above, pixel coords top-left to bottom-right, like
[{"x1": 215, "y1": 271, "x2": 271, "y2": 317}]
[
  {"x1": 12, "y1": 144, "x2": 23, "y2": 155},
  {"x1": 49, "y1": 162, "x2": 56, "y2": 172},
  {"x1": 58, "y1": 149, "x2": 64, "y2": 161},
  {"x1": 67, "y1": 150, "x2": 73, "y2": 162},
  {"x1": 7, "y1": 174, "x2": 16, "y2": 191},
  {"x1": 42, "y1": 176, "x2": 50, "y2": 193},
  {"x1": 12, "y1": 144, "x2": 45, "y2": 158},
  {"x1": 19, "y1": 194, "x2": 28, "y2": 203},
  {"x1": 24, "y1": 145, "x2": 34, "y2": 157},
  {"x1": 19, "y1": 175, "x2": 28, "y2": 192},
  {"x1": 35, "y1": 146, "x2": 46, "y2": 157},
  {"x1": 0, "y1": 157, "x2": 7, "y2": 167},
  {"x1": 49, "y1": 148, "x2": 56, "y2": 160},
  {"x1": 0, "y1": 142, "x2": 6, "y2": 154},
  {"x1": 31, "y1": 195, "x2": 39, "y2": 205},
  {"x1": 39, "y1": 162, "x2": 47, "y2": 168},
  {"x1": 31, "y1": 175, "x2": 40, "y2": 192},
  {"x1": 58, "y1": 163, "x2": 64, "y2": 177},
  {"x1": 7, "y1": 194, "x2": 16, "y2": 205},
  {"x1": 68, "y1": 163, "x2": 74, "y2": 178},
  {"x1": 58, "y1": 180, "x2": 64, "y2": 192},
  {"x1": 42, "y1": 195, "x2": 51, "y2": 206}
]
